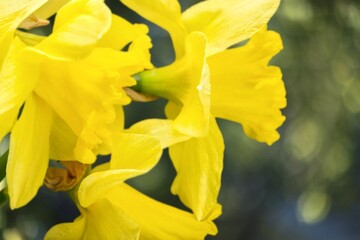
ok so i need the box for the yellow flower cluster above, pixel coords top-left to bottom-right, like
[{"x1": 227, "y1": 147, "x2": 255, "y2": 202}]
[{"x1": 0, "y1": 0, "x2": 286, "y2": 239}]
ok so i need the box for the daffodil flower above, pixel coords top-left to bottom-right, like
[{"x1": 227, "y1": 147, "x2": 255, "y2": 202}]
[
  {"x1": 45, "y1": 133, "x2": 217, "y2": 240},
  {"x1": 1, "y1": 0, "x2": 152, "y2": 209},
  {"x1": 120, "y1": 0, "x2": 286, "y2": 221}
]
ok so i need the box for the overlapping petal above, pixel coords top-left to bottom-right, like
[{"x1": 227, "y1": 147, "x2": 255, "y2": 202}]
[
  {"x1": 108, "y1": 183, "x2": 218, "y2": 240},
  {"x1": 33, "y1": 0, "x2": 70, "y2": 20},
  {"x1": 34, "y1": 0, "x2": 112, "y2": 60},
  {"x1": 49, "y1": 113, "x2": 77, "y2": 161},
  {"x1": 0, "y1": 38, "x2": 40, "y2": 142},
  {"x1": 119, "y1": 0, "x2": 187, "y2": 57},
  {"x1": 6, "y1": 94, "x2": 52, "y2": 209},
  {"x1": 34, "y1": 46, "x2": 148, "y2": 163},
  {"x1": 127, "y1": 119, "x2": 190, "y2": 148},
  {"x1": 45, "y1": 199, "x2": 140, "y2": 240},
  {"x1": 98, "y1": 14, "x2": 150, "y2": 54},
  {"x1": 0, "y1": 0, "x2": 47, "y2": 67},
  {"x1": 209, "y1": 29, "x2": 286, "y2": 144},
  {"x1": 169, "y1": 117, "x2": 224, "y2": 220},
  {"x1": 135, "y1": 32, "x2": 210, "y2": 137},
  {"x1": 78, "y1": 133, "x2": 162, "y2": 207},
  {"x1": 182, "y1": 0, "x2": 281, "y2": 56}
]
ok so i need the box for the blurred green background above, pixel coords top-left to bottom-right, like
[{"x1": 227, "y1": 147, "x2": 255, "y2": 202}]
[{"x1": 1, "y1": 0, "x2": 360, "y2": 239}]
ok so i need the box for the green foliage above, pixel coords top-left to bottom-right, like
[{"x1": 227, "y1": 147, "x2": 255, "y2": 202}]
[{"x1": 0, "y1": 151, "x2": 8, "y2": 181}]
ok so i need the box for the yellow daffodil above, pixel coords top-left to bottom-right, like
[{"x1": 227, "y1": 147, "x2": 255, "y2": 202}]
[
  {"x1": 123, "y1": 0, "x2": 284, "y2": 141},
  {"x1": 1, "y1": 0, "x2": 152, "y2": 209},
  {"x1": 120, "y1": 0, "x2": 285, "y2": 221},
  {"x1": 45, "y1": 133, "x2": 217, "y2": 240}
]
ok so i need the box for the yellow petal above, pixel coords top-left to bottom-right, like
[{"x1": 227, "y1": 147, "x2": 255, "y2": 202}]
[
  {"x1": 78, "y1": 132, "x2": 162, "y2": 207},
  {"x1": 127, "y1": 119, "x2": 190, "y2": 148},
  {"x1": 128, "y1": 32, "x2": 153, "y2": 70},
  {"x1": 34, "y1": 48, "x2": 137, "y2": 164},
  {"x1": 182, "y1": 0, "x2": 280, "y2": 56},
  {"x1": 135, "y1": 32, "x2": 210, "y2": 137},
  {"x1": 33, "y1": 0, "x2": 71, "y2": 19},
  {"x1": 7, "y1": 94, "x2": 53, "y2": 209},
  {"x1": 110, "y1": 133, "x2": 162, "y2": 171},
  {"x1": 169, "y1": 117, "x2": 224, "y2": 221},
  {"x1": 119, "y1": 0, "x2": 187, "y2": 58},
  {"x1": 15, "y1": 31, "x2": 45, "y2": 46},
  {"x1": 0, "y1": 0, "x2": 47, "y2": 67},
  {"x1": 83, "y1": 199, "x2": 140, "y2": 240},
  {"x1": 209, "y1": 29, "x2": 286, "y2": 145},
  {"x1": 49, "y1": 113, "x2": 77, "y2": 161},
  {"x1": 34, "y1": 0, "x2": 111, "y2": 60},
  {"x1": 98, "y1": 14, "x2": 149, "y2": 52},
  {"x1": 78, "y1": 169, "x2": 145, "y2": 208},
  {"x1": 107, "y1": 106, "x2": 125, "y2": 133},
  {"x1": 108, "y1": 184, "x2": 218, "y2": 239},
  {"x1": 0, "y1": 38, "x2": 39, "y2": 143},
  {"x1": 45, "y1": 215, "x2": 86, "y2": 240},
  {"x1": 45, "y1": 199, "x2": 140, "y2": 240}
]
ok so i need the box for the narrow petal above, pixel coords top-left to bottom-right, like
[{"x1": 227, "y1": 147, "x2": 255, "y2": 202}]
[
  {"x1": 182, "y1": 0, "x2": 280, "y2": 56},
  {"x1": 169, "y1": 117, "x2": 224, "y2": 221},
  {"x1": 108, "y1": 184, "x2": 218, "y2": 239},
  {"x1": 0, "y1": 0, "x2": 47, "y2": 67},
  {"x1": 209, "y1": 29, "x2": 286, "y2": 145},
  {"x1": 7, "y1": 94, "x2": 53, "y2": 209},
  {"x1": 127, "y1": 119, "x2": 190, "y2": 148},
  {"x1": 78, "y1": 132, "x2": 162, "y2": 207},
  {"x1": 45, "y1": 199, "x2": 140, "y2": 240},
  {"x1": 34, "y1": 0, "x2": 112, "y2": 60},
  {"x1": 0, "y1": 38, "x2": 39, "y2": 144},
  {"x1": 119, "y1": 0, "x2": 187, "y2": 58}
]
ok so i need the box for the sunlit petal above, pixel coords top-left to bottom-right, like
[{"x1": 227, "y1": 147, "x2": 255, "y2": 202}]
[
  {"x1": 119, "y1": 0, "x2": 187, "y2": 58},
  {"x1": 78, "y1": 132, "x2": 162, "y2": 207},
  {"x1": 0, "y1": 0, "x2": 47, "y2": 67},
  {"x1": 169, "y1": 117, "x2": 224, "y2": 220},
  {"x1": 45, "y1": 199, "x2": 140, "y2": 240},
  {"x1": 98, "y1": 14, "x2": 149, "y2": 52},
  {"x1": 110, "y1": 132, "x2": 162, "y2": 171},
  {"x1": 127, "y1": 119, "x2": 190, "y2": 148},
  {"x1": 34, "y1": 0, "x2": 112, "y2": 60},
  {"x1": 0, "y1": 38, "x2": 39, "y2": 143},
  {"x1": 7, "y1": 94, "x2": 52, "y2": 209},
  {"x1": 83, "y1": 199, "x2": 140, "y2": 240},
  {"x1": 182, "y1": 0, "x2": 280, "y2": 56},
  {"x1": 45, "y1": 215, "x2": 86, "y2": 240},
  {"x1": 108, "y1": 184, "x2": 218, "y2": 239},
  {"x1": 209, "y1": 29, "x2": 286, "y2": 145},
  {"x1": 33, "y1": 0, "x2": 71, "y2": 20}
]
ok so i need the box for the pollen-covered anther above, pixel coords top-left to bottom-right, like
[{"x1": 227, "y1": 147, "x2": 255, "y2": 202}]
[
  {"x1": 124, "y1": 87, "x2": 158, "y2": 102},
  {"x1": 18, "y1": 14, "x2": 50, "y2": 30},
  {"x1": 44, "y1": 161, "x2": 88, "y2": 191}
]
